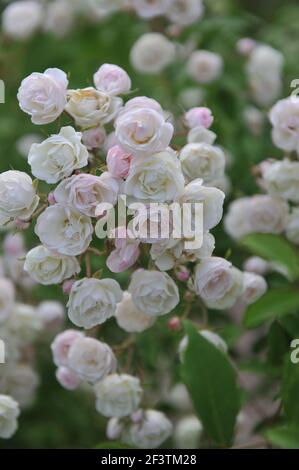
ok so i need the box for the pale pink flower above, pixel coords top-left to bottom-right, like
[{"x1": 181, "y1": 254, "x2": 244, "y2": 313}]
[
  {"x1": 185, "y1": 107, "x2": 213, "y2": 129},
  {"x1": 94, "y1": 64, "x2": 131, "y2": 96},
  {"x1": 51, "y1": 329, "x2": 84, "y2": 367},
  {"x1": 56, "y1": 366, "x2": 81, "y2": 391},
  {"x1": 107, "y1": 145, "x2": 132, "y2": 179},
  {"x1": 107, "y1": 227, "x2": 140, "y2": 273}
]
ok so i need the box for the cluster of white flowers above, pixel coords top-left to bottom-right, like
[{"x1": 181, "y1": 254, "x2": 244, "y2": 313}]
[
  {"x1": 1, "y1": 62, "x2": 269, "y2": 447},
  {"x1": 226, "y1": 96, "x2": 299, "y2": 248},
  {"x1": 0, "y1": 232, "x2": 65, "y2": 439},
  {"x1": 1, "y1": 0, "x2": 204, "y2": 40}
]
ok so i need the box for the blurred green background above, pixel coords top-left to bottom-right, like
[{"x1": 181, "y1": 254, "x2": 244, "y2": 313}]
[{"x1": 0, "y1": 0, "x2": 299, "y2": 448}]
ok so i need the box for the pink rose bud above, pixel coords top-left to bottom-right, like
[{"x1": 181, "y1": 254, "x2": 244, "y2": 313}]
[
  {"x1": 48, "y1": 192, "x2": 56, "y2": 205},
  {"x1": 15, "y1": 218, "x2": 30, "y2": 230},
  {"x1": 63, "y1": 279, "x2": 75, "y2": 295},
  {"x1": 82, "y1": 126, "x2": 106, "y2": 150},
  {"x1": 185, "y1": 107, "x2": 214, "y2": 129},
  {"x1": 130, "y1": 409, "x2": 144, "y2": 424},
  {"x1": 56, "y1": 366, "x2": 82, "y2": 391},
  {"x1": 106, "y1": 227, "x2": 140, "y2": 273},
  {"x1": 168, "y1": 316, "x2": 181, "y2": 332},
  {"x1": 236, "y1": 38, "x2": 256, "y2": 56},
  {"x1": 176, "y1": 266, "x2": 190, "y2": 282},
  {"x1": 107, "y1": 145, "x2": 132, "y2": 179}
]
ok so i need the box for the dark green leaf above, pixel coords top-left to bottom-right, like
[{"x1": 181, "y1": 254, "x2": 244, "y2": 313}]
[
  {"x1": 180, "y1": 321, "x2": 241, "y2": 447},
  {"x1": 244, "y1": 289, "x2": 299, "y2": 328},
  {"x1": 267, "y1": 322, "x2": 290, "y2": 366},
  {"x1": 240, "y1": 233, "x2": 299, "y2": 281}
]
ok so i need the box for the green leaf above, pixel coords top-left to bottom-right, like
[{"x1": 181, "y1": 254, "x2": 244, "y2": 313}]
[
  {"x1": 180, "y1": 321, "x2": 241, "y2": 447},
  {"x1": 244, "y1": 289, "x2": 299, "y2": 329},
  {"x1": 264, "y1": 425, "x2": 299, "y2": 449},
  {"x1": 267, "y1": 322, "x2": 290, "y2": 366},
  {"x1": 240, "y1": 233, "x2": 299, "y2": 281},
  {"x1": 282, "y1": 358, "x2": 299, "y2": 425}
]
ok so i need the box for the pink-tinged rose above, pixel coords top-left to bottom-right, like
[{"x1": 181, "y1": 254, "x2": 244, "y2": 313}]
[
  {"x1": 236, "y1": 38, "x2": 256, "y2": 56},
  {"x1": 47, "y1": 192, "x2": 56, "y2": 205},
  {"x1": 107, "y1": 227, "x2": 140, "y2": 273},
  {"x1": 3, "y1": 233, "x2": 24, "y2": 256},
  {"x1": 51, "y1": 329, "x2": 84, "y2": 367},
  {"x1": 56, "y1": 366, "x2": 81, "y2": 391},
  {"x1": 54, "y1": 172, "x2": 120, "y2": 217},
  {"x1": 185, "y1": 107, "x2": 213, "y2": 129},
  {"x1": 107, "y1": 145, "x2": 132, "y2": 179},
  {"x1": 82, "y1": 126, "x2": 106, "y2": 150},
  {"x1": 94, "y1": 64, "x2": 131, "y2": 96}
]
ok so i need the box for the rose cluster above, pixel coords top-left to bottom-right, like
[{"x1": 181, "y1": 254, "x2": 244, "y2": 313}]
[{"x1": 0, "y1": 62, "x2": 267, "y2": 447}]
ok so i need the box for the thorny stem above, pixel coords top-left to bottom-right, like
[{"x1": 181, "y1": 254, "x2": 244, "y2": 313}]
[
  {"x1": 31, "y1": 204, "x2": 48, "y2": 220},
  {"x1": 113, "y1": 335, "x2": 136, "y2": 354},
  {"x1": 87, "y1": 246, "x2": 106, "y2": 257}
]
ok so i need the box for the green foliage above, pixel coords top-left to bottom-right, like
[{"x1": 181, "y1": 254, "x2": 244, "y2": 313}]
[
  {"x1": 282, "y1": 358, "x2": 299, "y2": 425},
  {"x1": 180, "y1": 321, "x2": 241, "y2": 447},
  {"x1": 264, "y1": 425, "x2": 299, "y2": 449},
  {"x1": 240, "y1": 233, "x2": 299, "y2": 281},
  {"x1": 244, "y1": 289, "x2": 299, "y2": 328}
]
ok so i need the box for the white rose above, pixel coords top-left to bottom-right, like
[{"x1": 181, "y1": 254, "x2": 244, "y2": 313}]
[
  {"x1": 269, "y1": 97, "x2": 299, "y2": 154},
  {"x1": 150, "y1": 239, "x2": 183, "y2": 271},
  {"x1": 0, "y1": 171, "x2": 39, "y2": 226},
  {"x1": 224, "y1": 195, "x2": 288, "y2": 240},
  {"x1": 54, "y1": 172, "x2": 120, "y2": 217},
  {"x1": 130, "y1": 33, "x2": 176, "y2": 74},
  {"x1": 167, "y1": 383, "x2": 192, "y2": 412},
  {"x1": 115, "y1": 97, "x2": 173, "y2": 156},
  {"x1": 132, "y1": 0, "x2": 170, "y2": 18},
  {"x1": 43, "y1": 0, "x2": 74, "y2": 38},
  {"x1": 187, "y1": 50, "x2": 223, "y2": 83},
  {"x1": 0, "y1": 395, "x2": 19, "y2": 439},
  {"x1": 179, "y1": 179, "x2": 225, "y2": 232},
  {"x1": 8, "y1": 303, "x2": 42, "y2": 343},
  {"x1": 194, "y1": 257, "x2": 243, "y2": 310},
  {"x1": 68, "y1": 337, "x2": 116, "y2": 384},
  {"x1": 94, "y1": 374, "x2": 143, "y2": 418},
  {"x1": 174, "y1": 416, "x2": 203, "y2": 449},
  {"x1": 65, "y1": 87, "x2": 122, "y2": 128},
  {"x1": 240, "y1": 272, "x2": 267, "y2": 305},
  {"x1": 93, "y1": 64, "x2": 131, "y2": 96},
  {"x1": 286, "y1": 207, "x2": 299, "y2": 244},
  {"x1": 28, "y1": 126, "x2": 89, "y2": 184},
  {"x1": 0, "y1": 278, "x2": 15, "y2": 323},
  {"x1": 167, "y1": 0, "x2": 204, "y2": 26},
  {"x1": 35, "y1": 204, "x2": 93, "y2": 256},
  {"x1": 187, "y1": 126, "x2": 217, "y2": 145},
  {"x1": 128, "y1": 269, "x2": 179, "y2": 317},
  {"x1": 125, "y1": 409, "x2": 173, "y2": 449},
  {"x1": 115, "y1": 291, "x2": 155, "y2": 333},
  {"x1": 125, "y1": 150, "x2": 184, "y2": 202},
  {"x1": 36, "y1": 301, "x2": 65, "y2": 328},
  {"x1": 4, "y1": 365, "x2": 39, "y2": 408},
  {"x1": 263, "y1": 159, "x2": 299, "y2": 202},
  {"x1": 2, "y1": 1, "x2": 43, "y2": 40},
  {"x1": 179, "y1": 143, "x2": 225, "y2": 183},
  {"x1": 247, "y1": 45, "x2": 283, "y2": 107},
  {"x1": 24, "y1": 245, "x2": 80, "y2": 285},
  {"x1": 67, "y1": 277, "x2": 123, "y2": 329},
  {"x1": 17, "y1": 68, "x2": 68, "y2": 125},
  {"x1": 243, "y1": 257, "x2": 270, "y2": 276}
]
